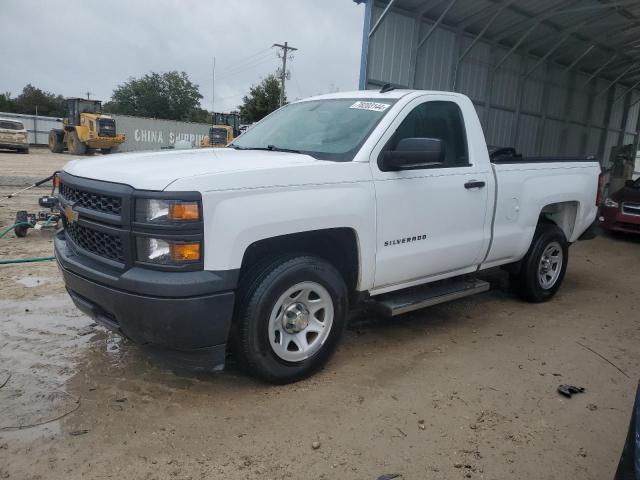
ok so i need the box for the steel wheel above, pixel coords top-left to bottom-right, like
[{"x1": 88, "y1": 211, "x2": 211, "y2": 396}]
[
  {"x1": 538, "y1": 241, "x2": 563, "y2": 289},
  {"x1": 267, "y1": 281, "x2": 334, "y2": 362}
]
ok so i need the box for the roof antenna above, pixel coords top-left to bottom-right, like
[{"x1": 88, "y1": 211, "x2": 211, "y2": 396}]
[{"x1": 379, "y1": 83, "x2": 395, "y2": 93}]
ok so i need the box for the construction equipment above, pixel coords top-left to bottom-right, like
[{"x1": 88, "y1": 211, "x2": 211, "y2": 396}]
[
  {"x1": 200, "y1": 112, "x2": 241, "y2": 148},
  {"x1": 48, "y1": 98, "x2": 125, "y2": 155},
  {"x1": 6, "y1": 172, "x2": 61, "y2": 237}
]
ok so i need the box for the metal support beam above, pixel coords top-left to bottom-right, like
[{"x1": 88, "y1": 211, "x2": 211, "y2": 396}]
[
  {"x1": 581, "y1": 54, "x2": 619, "y2": 86},
  {"x1": 617, "y1": 90, "x2": 633, "y2": 148},
  {"x1": 416, "y1": 0, "x2": 458, "y2": 50},
  {"x1": 522, "y1": 12, "x2": 612, "y2": 56},
  {"x1": 482, "y1": 42, "x2": 498, "y2": 128},
  {"x1": 525, "y1": 33, "x2": 571, "y2": 78},
  {"x1": 612, "y1": 79, "x2": 640, "y2": 106},
  {"x1": 451, "y1": 0, "x2": 514, "y2": 90},
  {"x1": 580, "y1": 78, "x2": 597, "y2": 155},
  {"x1": 511, "y1": 57, "x2": 528, "y2": 148},
  {"x1": 490, "y1": 0, "x2": 578, "y2": 43},
  {"x1": 493, "y1": 22, "x2": 540, "y2": 72},
  {"x1": 358, "y1": 0, "x2": 373, "y2": 90},
  {"x1": 562, "y1": 45, "x2": 595, "y2": 73},
  {"x1": 534, "y1": 65, "x2": 552, "y2": 154},
  {"x1": 449, "y1": 25, "x2": 465, "y2": 90},
  {"x1": 368, "y1": 0, "x2": 397, "y2": 38},
  {"x1": 559, "y1": 70, "x2": 577, "y2": 155},
  {"x1": 597, "y1": 87, "x2": 616, "y2": 165},
  {"x1": 596, "y1": 62, "x2": 640, "y2": 98},
  {"x1": 409, "y1": 1, "x2": 442, "y2": 88}
]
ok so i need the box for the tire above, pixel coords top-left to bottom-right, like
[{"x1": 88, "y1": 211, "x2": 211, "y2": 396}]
[
  {"x1": 101, "y1": 148, "x2": 112, "y2": 154},
  {"x1": 232, "y1": 255, "x2": 349, "y2": 384},
  {"x1": 67, "y1": 130, "x2": 86, "y2": 155},
  {"x1": 48, "y1": 130, "x2": 64, "y2": 153},
  {"x1": 20, "y1": 148, "x2": 29, "y2": 154},
  {"x1": 511, "y1": 223, "x2": 568, "y2": 303},
  {"x1": 14, "y1": 211, "x2": 30, "y2": 237}
]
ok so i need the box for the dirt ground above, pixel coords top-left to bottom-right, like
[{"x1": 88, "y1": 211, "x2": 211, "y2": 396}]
[{"x1": 1, "y1": 149, "x2": 639, "y2": 480}]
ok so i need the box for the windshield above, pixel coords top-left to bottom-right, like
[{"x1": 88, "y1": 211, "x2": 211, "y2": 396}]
[
  {"x1": 231, "y1": 98, "x2": 396, "y2": 161},
  {"x1": 0, "y1": 121, "x2": 23, "y2": 130}
]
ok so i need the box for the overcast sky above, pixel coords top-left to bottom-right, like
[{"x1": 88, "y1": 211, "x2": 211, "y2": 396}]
[{"x1": 1, "y1": 0, "x2": 365, "y2": 113}]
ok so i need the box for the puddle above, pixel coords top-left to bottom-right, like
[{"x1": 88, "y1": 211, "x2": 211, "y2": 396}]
[
  {"x1": 14, "y1": 276, "x2": 52, "y2": 288},
  {"x1": 0, "y1": 295, "x2": 93, "y2": 441}
]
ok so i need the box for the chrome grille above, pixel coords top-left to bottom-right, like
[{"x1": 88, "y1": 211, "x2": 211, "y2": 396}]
[{"x1": 622, "y1": 202, "x2": 640, "y2": 216}]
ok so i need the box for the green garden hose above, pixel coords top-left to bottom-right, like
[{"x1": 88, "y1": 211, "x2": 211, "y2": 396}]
[
  {"x1": 0, "y1": 256, "x2": 55, "y2": 265},
  {"x1": 0, "y1": 222, "x2": 34, "y2": 239},
  {"x1": 0, "y1": 220, "x2": 57, "y2": 265}
]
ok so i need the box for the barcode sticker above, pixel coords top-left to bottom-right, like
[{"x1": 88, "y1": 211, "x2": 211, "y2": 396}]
[{"x1": 349, "y1": 101, "x2": 391, "y2": 112}]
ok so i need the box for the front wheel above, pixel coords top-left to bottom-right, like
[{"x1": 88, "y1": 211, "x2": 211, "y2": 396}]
[
  {"x1": 233, "y1": 255, "x2": 348, "y2": 384},
  {"x1": 511, "y1": 223, "x2": 568, "y2": 303}
]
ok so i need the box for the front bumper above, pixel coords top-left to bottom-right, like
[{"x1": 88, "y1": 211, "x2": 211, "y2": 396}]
[
  {"x1": 0, "y1": 142, "x2": 28, "y2": 150},
  {"x1": 598, "y1": 207, "x2": 640, "y2": 235},
  {"x1": 55, "y1": 231, "x2": 236, "y2": 371}
]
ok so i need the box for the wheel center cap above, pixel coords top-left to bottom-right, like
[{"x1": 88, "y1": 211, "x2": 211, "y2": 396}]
[
  {"x1": 541, "y1": 257, "x2": 551, "y2": 273},
  {"x1": 282, "y1": 302, "x2": 310, "y2": 333}
]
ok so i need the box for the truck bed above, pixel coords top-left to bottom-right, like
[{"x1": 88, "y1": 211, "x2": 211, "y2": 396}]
[{"x1": 488, "y1": 147, "x2": 598, "y2": 165}]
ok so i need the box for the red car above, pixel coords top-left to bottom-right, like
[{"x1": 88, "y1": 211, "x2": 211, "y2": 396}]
[{"x1": 598, "y1": 178, "x2": 640, "y2": 234}]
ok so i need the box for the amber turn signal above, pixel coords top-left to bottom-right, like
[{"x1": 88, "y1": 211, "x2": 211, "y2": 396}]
[
  {"x1": 169, "y1": 202, "x2": 200, "y2": 221},
  {"x1": 170, "y1": 242, "x2": 201, "y2": 262}
]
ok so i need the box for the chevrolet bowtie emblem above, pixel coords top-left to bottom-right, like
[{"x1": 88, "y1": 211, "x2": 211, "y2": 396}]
[{"x1": 63, "y1": 204, "x2": 79, "y2": 223}]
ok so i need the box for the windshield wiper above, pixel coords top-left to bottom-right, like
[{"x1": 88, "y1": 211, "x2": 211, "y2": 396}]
[
  {"x1": 228, "y1": 144, "x2": 302, "y2": 154},
  {"x1": 267, "y1": 145, "x2": 301, "y2": 154}
]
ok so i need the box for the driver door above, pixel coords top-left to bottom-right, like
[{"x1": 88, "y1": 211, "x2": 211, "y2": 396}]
[{"x1": 371, "y1": 95, "x2": 491, "y2": 291}]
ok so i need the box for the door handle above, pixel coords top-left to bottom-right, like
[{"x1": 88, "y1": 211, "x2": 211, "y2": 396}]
[{"x1": 464, "y1": 180, "x2": 486, "y2": 189}]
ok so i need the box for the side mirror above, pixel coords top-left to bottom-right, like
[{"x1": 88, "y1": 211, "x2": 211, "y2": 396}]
[
  {"x1": 383, "y1": 137, "x2": 444, "y2": 170},
  {"x1": 625, "y1": 179, "x2": 635, "y2": 188}
]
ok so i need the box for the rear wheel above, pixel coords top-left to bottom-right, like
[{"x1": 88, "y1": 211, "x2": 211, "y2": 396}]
[
  {"x1": 14, "y1": 211, "x2": 30, "y2": 237},
  {"x1": 511, "y1": 223, "x2": 568, "y2": 303},
  {"x1": 233, "y1": 255, "x2": 348, "y2": 383},
  {"x1": 48, "y1": 130, "x2": 64, "y2": 153},
  {"x1": 20, "y1": 148, "x2": 29, "y2": 154},
  {"x1": 101, "y1": 148, "x2": 112, "y2": 154},
  {"x1": 67, "y1": 130, "x2": 86, "y2": 155}
]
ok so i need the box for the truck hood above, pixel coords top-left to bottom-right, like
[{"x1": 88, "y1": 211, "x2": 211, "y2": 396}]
[{"x1": 63, "y1": 148, "x2": 325, "y2": 191}]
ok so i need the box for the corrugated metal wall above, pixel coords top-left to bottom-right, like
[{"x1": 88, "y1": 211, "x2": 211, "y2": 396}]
[
  {"x1": 365, "y1": 3, "x2": 640, "y2": 164},
  {"x1": 0, "y1": 111, "x2": 210, "y2": 151}
]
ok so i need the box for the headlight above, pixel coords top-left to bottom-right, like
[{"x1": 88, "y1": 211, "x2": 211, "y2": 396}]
[
  {"x1": 604, "y1": 198, "x2": 619, "y2": 208},
  {"x1": 135, "y1": 199, "x2": 200, "y2": 223},
  {"x1": 136, "y1": 237, "x2": 201, "y2": 265}
]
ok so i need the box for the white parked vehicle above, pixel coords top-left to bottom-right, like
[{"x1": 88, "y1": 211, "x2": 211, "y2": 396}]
[
  {"x1": 55, "y1": 89, "x2": 600, "y2": 383},
  {"x1": 0, "y1": 118, "x2": 29, "y2": 153}
]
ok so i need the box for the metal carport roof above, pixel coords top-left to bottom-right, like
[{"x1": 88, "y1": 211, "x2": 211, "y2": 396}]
[{"x1": 354, "y1": 0, "x2": 640, "y2": 167}]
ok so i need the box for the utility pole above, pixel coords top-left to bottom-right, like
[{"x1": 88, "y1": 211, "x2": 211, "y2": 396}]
[
  {"x1": 212, "y1": 56, "x2": 216, "y2": 116},
  {"x1": 273, "y1": 42, "x2": 298, "y2": 107}
]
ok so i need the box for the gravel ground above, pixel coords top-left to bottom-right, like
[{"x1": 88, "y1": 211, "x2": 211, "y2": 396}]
[{"x1": 0, "y1": 149, "x2": 639, "y2": 480}]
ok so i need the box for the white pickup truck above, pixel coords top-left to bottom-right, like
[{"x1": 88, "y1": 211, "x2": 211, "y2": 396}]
[{"x1": 55, "y1": 89, "x2": 600, "y2": 383}]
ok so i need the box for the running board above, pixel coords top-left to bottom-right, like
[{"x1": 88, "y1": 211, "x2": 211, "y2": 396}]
[{"x1": 375, "y1": 278, "x2": 490, "y2": 316}]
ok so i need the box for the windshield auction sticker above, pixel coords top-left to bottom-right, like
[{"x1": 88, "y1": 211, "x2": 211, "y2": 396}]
[{"x1": 349, "y1": 101, "x2": 391, "y2": 112}]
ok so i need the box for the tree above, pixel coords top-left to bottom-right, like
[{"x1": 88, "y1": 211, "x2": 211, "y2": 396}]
[
  {"x1": 105, "y1": 71, "x2": 205, "y2": 121},
  {"x1": 1, "y1": 84, "x2": 66, "y2": 116},
  {"x1": 0, "y1": 92, "x2": 13, "y2": 113},
  {"x1": 238, "y1": 74, "x2": 283, "y2": 123}
]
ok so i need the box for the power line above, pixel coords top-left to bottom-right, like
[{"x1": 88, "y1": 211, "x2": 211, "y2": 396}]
[
  {"x1": 216, "y1": 55, "x2": 278, "y2": 81},
  {"x1": 216, "y1": 48, "x2": 274, "y2": 75}
]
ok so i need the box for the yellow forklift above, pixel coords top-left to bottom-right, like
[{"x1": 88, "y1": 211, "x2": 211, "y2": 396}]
[
  {"x1": 201, "y1": 112, "x2": 241, "y2": 148},
  {"x1": 48, "y1": 98, "x2": 125, "y2": 155}
]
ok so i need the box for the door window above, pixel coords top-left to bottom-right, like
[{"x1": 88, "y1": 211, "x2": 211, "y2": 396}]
[{"x1": 381, "y1": 101, "x2": 469, "y2": 169}]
